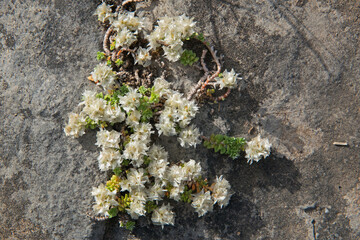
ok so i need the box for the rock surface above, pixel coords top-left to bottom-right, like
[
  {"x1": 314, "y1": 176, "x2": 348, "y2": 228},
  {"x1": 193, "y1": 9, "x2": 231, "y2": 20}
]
[{"x1": 1, "y1": 0, "x2": 359, "y2": 239}]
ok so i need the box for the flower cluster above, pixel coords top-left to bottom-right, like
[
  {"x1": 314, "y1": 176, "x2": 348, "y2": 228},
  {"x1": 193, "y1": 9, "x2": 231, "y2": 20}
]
[
  {"x1": 63, "y1": 1, "x2": 273, "y2": 231},
  {"x1": 216, "y1": 69, "x2": 239, "y2": 90},
  {"x1": 147, "y1": 15, "x2": 196, "y2": 62},
  {"x1": 245, "y1": 135, "x2": 271, "y2": 164},
  {"x1": 64, "y1": 78, "x2": 232, "y2": 228}
]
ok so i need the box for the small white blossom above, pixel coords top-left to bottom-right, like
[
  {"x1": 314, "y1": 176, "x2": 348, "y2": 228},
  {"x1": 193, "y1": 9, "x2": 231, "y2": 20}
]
[
  {"x1": 153, "y1": 77, "x2": 172, "y2": 97},
  {"x1": 148, "y1": 158, "x2": 169, "y2": 180},
  {"x1": 147, "y1": 180, "x2": 166, "y2": 201},
  {"x1": 126, "y1": 110, "x2": 141, "y2": 127},
  {"x1": 123, "y1": 139, "x2": 148, "y2": 165},
  {"x1": 134, "y1": 47, "x2": 152, "y2": 67},
  {"x1": 64, "y1": 112, "x2": 87, "y2": 138},
  {"x1": 91, "y1": 184, "x2": 118, "y2": 217},
  {"x1": 155, "y1": 115, "x2": 177, "y2": 136},
  {"x1": 112, "y1": 11, "x2": 143, "y2": 32},
  {"x1": 127, "y1": 168, "x2": 149, "y2": 190},
  {"x1": 148, "y1": 144, "x2": 168, "y2": 161},
  {"x1": 114, "y1": 28, "x2": 137, "y2": 48},
  {"x1": 151, "y1": 203, "x2": 175, "y2": 228},
  {"x1": 127, "y1": 199, "x2": 146, "y2": 219},
  {"x1": 245, "y1": 135, "x2": 271, "y2": 164},
  {"x1": 98, "y1": 148, "x2": 123, "y2": 171},
  {"x1": 119, "y1": 87, "x2": 141, "y2": 113},
  {"x1": 216, "y1": 69, "x2": 239, "y2": 90},
  {"x1": 191, "y1": 190, "x2": 213, "y2": 217},
  {"x1": 177, "y1": 125, "x2": 201, "y2": 148},
  {"x1": 182, "y1": 159, "x2": 202, "y2": 180},
  {"x1": 91, "y1": 63, "x2": 116, "y2": 90},
  {"x1": 211, "y1": 175, "x2": 232, "y2": 208},
  {"x1": 103, "y1": 104, "x2": 126, "y2": 123},
  {"x1": 96, "y1": 129, "x2": 121, "y2": 149},
  {"x1": 94, "y1": 2, "x2": 114, "y2": 23}
]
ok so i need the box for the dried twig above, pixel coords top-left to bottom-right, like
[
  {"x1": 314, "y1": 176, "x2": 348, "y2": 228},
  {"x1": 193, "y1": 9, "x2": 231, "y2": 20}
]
[
  {"x1": 201, "y1": 45, "x2": 221, "y2": 90},
  {"x1": 103, "y1": 27, "x2": 113, "y2": 56},
  {"x1": 122, "y1": 0, "x2": 144, "y2": 7},
  {"x1": 333, "y1": 142, "x2": 348, "y2": 146}
]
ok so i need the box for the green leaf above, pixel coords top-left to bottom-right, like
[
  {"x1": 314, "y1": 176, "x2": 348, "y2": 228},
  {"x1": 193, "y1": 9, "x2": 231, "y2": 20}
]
[
  {"x1": 180, "y1": 49, "x2": 199, "y2": 66},
  {"x1": 108, "y1": 207, "x2": 119, "y2": 218},
  {"x1": 96, "y1": 51, "x2": 106, "y2": 61},
  {"x1": 115, "y1": 59, "x2": 123, "y2": 67},
  {"x1": 113, "y1": 167, "x2": 122, "y2": 176},
  {"x1": 125, "y1": 221, "x2": 135, "y2": 231}
]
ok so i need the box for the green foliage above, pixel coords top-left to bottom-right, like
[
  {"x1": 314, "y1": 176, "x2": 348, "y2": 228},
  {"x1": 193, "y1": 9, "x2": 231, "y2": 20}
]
[
  {"x1": 106, "y1": 59, "x2": 112, "y2": 66},
  {"x1": 85, "y1": 117, "x2": 108, "y2": 129},
  {"x1": 118, "y1": 194, "x2": 131, "y2": 212},
  {"x1": 195, "y1": 176, "x2": 208, "y2": 189},
  {"x1": 96, "y1": 51, "x2": 106, "y2": 61},
  {"x1": 122, "y1": 159, "x2": 131, "y2": 167},
  {"x1": 106, "y1": 175, "x2": 121, "y2": 191},
  {"x1": 203, "y1": 134, "x2": 247, "y2": 159},
  {"x1": 143, "y1": 156, "x2": 151, "y2": 166},
  {"x1": 180, "y1": 49, "x2": 199, "y2": 66},
  {"x1": 137, "y1": 87, "x2": 161, "y2": 122},
  {"x1": 145, "y1": 201, "x2": 158, "y2": 214},
  {"x1": 110, "y1": 41, "x2": 116, "y2": 51},
  {"x1": 108, "y1": 207, "x2": 119, "y2": 218},
  {"x1": 125, "y1": 221, "x2": 135, "y2": 231},
  {"x1": 180, "y1": 185, "x2": 192, "y2": 203},
  {"x1": 190, "y1": 32, "x2": 205, "y2": 42},
  {"x1": 118, "y1": 85, "x2": 130, "y2": 96},
  {"x1": 115, "y1": 59, "x2": 123, "y2": 67},
  {"x1": 113, "y1": 167, "x2": 123, "y2": 176}
]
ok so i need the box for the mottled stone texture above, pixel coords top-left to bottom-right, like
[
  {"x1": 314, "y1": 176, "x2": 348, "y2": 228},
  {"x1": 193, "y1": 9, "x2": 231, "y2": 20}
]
[{"x1": 0, "y1": 0, "x2": 359, "y2": 239}]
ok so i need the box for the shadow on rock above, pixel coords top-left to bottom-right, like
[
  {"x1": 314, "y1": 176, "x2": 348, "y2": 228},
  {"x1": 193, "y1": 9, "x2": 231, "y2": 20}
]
[{"x1": 216, "y1": 152, "x2": 302, "y2": 197}]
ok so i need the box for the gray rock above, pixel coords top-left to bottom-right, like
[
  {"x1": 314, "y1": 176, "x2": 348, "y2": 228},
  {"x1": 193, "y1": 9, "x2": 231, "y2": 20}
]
[{"x1": 1, "y1": 0, "x2": 359, "y2": 239}]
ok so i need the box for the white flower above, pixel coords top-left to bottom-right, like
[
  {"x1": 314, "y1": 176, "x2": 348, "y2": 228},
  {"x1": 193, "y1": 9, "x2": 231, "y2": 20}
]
[
  {"x1": 191, "y1": 190, "x2": 213, "y2": 217},
  {"x1": 153, "y1": 77, "x2": 172, "y2": 97},
  {"x1": 151, "y1": 203, "x2": 175, "y2": 228},
  {"x1": 134, "y1": 47, "x2": 152, "y2": 67},
  {"x1": 96, "y1": 129, "x2": 121, "y2": 149},
  {"x1": 169, "y1": 184, "x2": 184, "y2": 201},
  {"x1": 64, "y1": 112, "x2": 87, "y2": 138},
  {"x1": 94, "y1": 2, "x2": 114, "y2": 23},
  {"x1": 177, "y1": 125, "x2": 201, "y2": 148},
  {"x1": 146, "y1": 15, "x2": 196, "y2": 61},
  {"x1": 216, "y1": 69, "x2": 239, "y2": 90},
  {"x1": 148, "y1": 144, "x2": 168, "y2": 161},
  {"x1": 245, "y1": 135, "x2": 271, "y2": 164},
  {"x1": 98, "y1": 148, "x2": 123, "y2": 171},
  {"x1": 103, "y1": 104, "x2": 126, "y2": 123},
  {"x1": 211, "y1": 175, "x2": 232, "y2": 208},
  {"x1": 91, "y1": 63, "x2": 116, "y2": 90},
  {"x1": 147, "y1": 180, "x2": 166, "y2": 201},
  {"x1": 155, "y1": 115, "x2": 177, "y2": 136},
  {"x1": 148, "y1": 158, "x2": 169, "y2": 180},
  {"x1": 127, "y1": 199, "x2": 146, "y2": 219},
  {"x1": 91, "y1": 184, "x2": 118, "y2": 217},
  {"x1": 126, "y1": 110, "x2": 141, "y2": 127},
  {"x1": 166, "y1": 165, "x2": 186, "y2": 186},
  {"x1": 182, "y1": 159, "x2": 202, "y2": 180},
  {"x1": 132, "y1": 123, "x2": 154, "y2": 141},
  {"x1": 123, "y1": 139, "x2": 148, "y2": 165},
  {"x1": 81, "y1": 91, "x2": 108, "y2": 121},
  {"x1": 126, "y1": 168, "x2": 149, "y2": 190},
  {"x1": 114, "y1": 28, "x2": 137, "y2": 48},
  {"x1": 112, "y1": 11, "x2": 143, "y2": 32},
  {"x1": 162, "y1": 42, "x2": 183, "y2": 62},
  {"x1": 119, "y1": 87, "x2": 141, "y2": 113}
]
